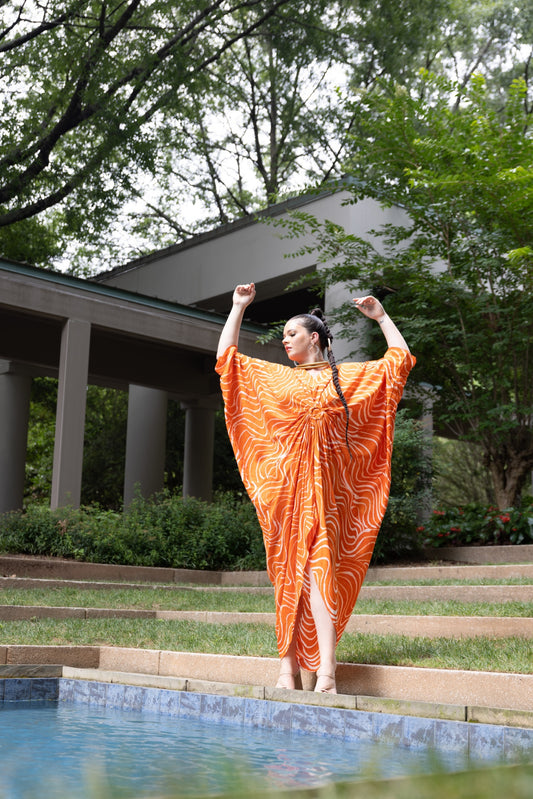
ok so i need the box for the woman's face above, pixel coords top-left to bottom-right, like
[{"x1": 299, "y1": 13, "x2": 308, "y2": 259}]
[{"x1": 282, "y1": 320, "x2": 320, "y2": 363}]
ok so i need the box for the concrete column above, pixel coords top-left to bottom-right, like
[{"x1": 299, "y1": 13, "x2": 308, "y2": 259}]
[
  {"x1": 181, "y1": 398, "x2": 219, "y2": 502},
  {"x1": 123, "y1": 385, "x2": 168, "y2": 506},
  {"x1": 418, "y1": 387, "x2": 434, "y2": 522},
  {"x1": 0, "y1": 361, "x2": 32, "y2": 513},
  {"x1": 51, "y1": 319, "x2": 91, "y2": 509}
]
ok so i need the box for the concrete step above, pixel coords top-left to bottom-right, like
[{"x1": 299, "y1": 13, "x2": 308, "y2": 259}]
[
  {"x1": 2, "y1": 575, "x2": 533, "y2": 602},
  {"x1": 2, "y1": 605, "x2": 533, "y2": 639},
  {"x1": 361, "y1": 584, "x2": 533, "y2": 602},
  {"x1": 2, "y1": 644, "x2": 532, "y2": 713},
  {"x1": 2, "y1": 555, "x2": 533, "y2": 586}
]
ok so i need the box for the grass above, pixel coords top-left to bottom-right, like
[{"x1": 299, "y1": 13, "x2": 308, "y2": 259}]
[
  {"x1": 2, "y1": 587, "x2": 533, "y2": 618},
  {"x1": 1, "y1": 617, "x2": 532, "y2": 673},
  {"x1": 367, "y1": 577, "x2": 533, "y2": 586},
  {"x1": 257, "y1": 765, "x2": 533, "y2": 799}
]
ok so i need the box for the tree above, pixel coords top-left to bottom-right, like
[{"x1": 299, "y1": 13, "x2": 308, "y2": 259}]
[
  {"x1": 125, "y1": 0, "x2": 528, "y2": 254},
  {"x1": 284, "y1": 72, "x2": 533, "y2": 508},
  {"x1": 0, "y1": 0, "x2": 293, "y2": 264},
  {"x1": 2, "y1": 0, "x2": 531, "y2": 269}
]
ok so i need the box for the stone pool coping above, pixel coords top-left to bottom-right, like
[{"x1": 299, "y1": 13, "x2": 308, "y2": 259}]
[
  {"x1": 1, "y1": 672, "x2": 533, "y2": 767},
  {"x1": 1, "y1": 647, "x2": 533, "y2": 717}
]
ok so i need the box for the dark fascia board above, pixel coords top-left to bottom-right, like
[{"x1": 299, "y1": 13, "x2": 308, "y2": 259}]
[{"x1": 0, "y1": 257, "x2": 263, "y2": 334}]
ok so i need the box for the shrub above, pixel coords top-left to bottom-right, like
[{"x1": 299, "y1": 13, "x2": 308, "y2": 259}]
[
  {"x1": 0, "y1": 491, "x2": 265, "y2": 571},
  {"x1": 419, "y1": 501, "x2": 533, "y2": 548},
  {"x1": 371, "y1": 409, "x2": 432, "y2": 564}
]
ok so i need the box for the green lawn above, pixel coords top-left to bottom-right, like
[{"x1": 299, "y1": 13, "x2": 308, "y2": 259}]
[
  {"x1": 1, "y1": 617, "x2": 532, "y2": 673},
  {"x1": 2, "y1": 587, "x2": 533, "y2": 618}
]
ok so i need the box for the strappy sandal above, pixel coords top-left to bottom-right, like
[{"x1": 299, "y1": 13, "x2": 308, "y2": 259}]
[
  {"x1": 275, "y1": 671, "x2": 299, "y2": 690},
  {"x1": 314, "y1": 672, "x2": 337, "y2": 694}
]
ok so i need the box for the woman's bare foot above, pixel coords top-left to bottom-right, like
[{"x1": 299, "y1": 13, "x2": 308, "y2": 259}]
[{"x1": 314, "y1": 672, "x2": 337, "y2": 693}]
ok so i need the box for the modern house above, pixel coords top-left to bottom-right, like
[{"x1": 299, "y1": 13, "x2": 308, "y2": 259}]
[{"x1": 0, "y1": 187, "x2": 411, "y2": 513}]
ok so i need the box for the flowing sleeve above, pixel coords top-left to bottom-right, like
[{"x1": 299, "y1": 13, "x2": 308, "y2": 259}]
[{"x1": 215, "y1": 345, "x2": 296, "y2": 508}]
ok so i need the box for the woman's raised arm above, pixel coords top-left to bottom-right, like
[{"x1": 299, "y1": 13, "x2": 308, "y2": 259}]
[
  {"x1": 216, "y1": 283, "x2": 256, "y2": 358},
  {"x1": 353, "y1": 296, "x2": 410, "y2": 352}
]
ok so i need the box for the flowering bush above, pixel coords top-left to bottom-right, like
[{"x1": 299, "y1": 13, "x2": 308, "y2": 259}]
[{"x1": 419, "y1": 502, "x2": 533, "y2": 548}]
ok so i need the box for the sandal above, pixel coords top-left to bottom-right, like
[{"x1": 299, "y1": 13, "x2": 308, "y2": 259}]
[
  {"x1": 314, "y1": 672, "x2": 337, "y2": 694},
  {"x1": 275, "y1": 670, "x2": 299, "y2": 690}
]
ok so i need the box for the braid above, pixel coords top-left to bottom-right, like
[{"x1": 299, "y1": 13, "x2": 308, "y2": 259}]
[{"x1": 292, "y1": 308, "x2": 353, "y2": 457}]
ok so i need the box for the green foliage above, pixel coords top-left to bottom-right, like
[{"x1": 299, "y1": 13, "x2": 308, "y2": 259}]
[
  {"x1": 419, "y1": 501, "x2": 533, "y2": 548},
  {"x1": 81, "y1": 386, "x2": 128, "y2": 509},
  {"x1": 24, "y1": 381, "x2": 242, "y2": 508},
  {"x1": 371, "y1": 409, "x2": 432, "y2": 563},
  {"x1": 0, "y1": 491, "x2": 265, "y2": 571},
  {"x1": 284, "y1": 72, "x2": 533, "y2": 508},
  {"x1": 2, "y1": 0, "x2": 529, "y2": 267},
  {"x1": 432, "y1": 437, "x2": 495, "y2": 507}
]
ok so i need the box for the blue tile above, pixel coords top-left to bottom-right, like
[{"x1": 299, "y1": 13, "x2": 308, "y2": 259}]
[
  {"x1": 435, "y1": 719, "x2": 469, "y2": 754},
  {"x1": 221, "y1": 696, "x2": 245, "y2": 726},
  {"x1": 4, "y1": 679, "x2": 31, "y2": 701},
  {"x1": 123, "y1": 685, "x2": 145, "y2": 712},
  {"x1": 468, "y1": 723, "x2": 505, "y2": 763},
  {"x1": 403, "y1": 716, "x2": 435, "y2": 749},
  {"x1": 316, "y1": 707, "x2": 345, "y2": 739},
  {"x1": 179, "y1": 691, "x2": 202, "y2": 719},
  {"x1": 268, "y1": 700, "x2": 293, "y2": 732},
  {"x1": 58, "y1": 678, "x2": 75, "y2": 702},
  {"x1": 88, "y1": 681, "x2": 107, "y2": 706},
  {"x1": 30, "y1": 679, "x2": 59, "y2": 701},
  {"x1": 373, "y1": 713, "x2": 404, "y2": 745},
  {"x1": 159, "y1": 689, "x2": 181, "y2": 717},
  {"x1": 140, "y1": 687, "x2": 161, "y2": 715},
  {"x1": 0, "y1": 679, "x2": 4, "y2": 701},
  {"x1": 200, "y1": 692, "x2": 224, "y2": 721},
  {"x1": 105, "y1": 683, "x2": 125, "y2": 709},
  {"x1": 244, "y1": 698, "x2": 271, "y2": 728},
  {"x1": 71, "y1": 680, "x2": 90, "y2": 704},
  {"x1": 504, "y1": 727, "x2": 533, "y2": 763},
  {"x1": 344, "y1": 709, "x2": 374, "y2": 742},
  {"x1": 297, "y1": 705, "x2": 345, "y2": 738}
]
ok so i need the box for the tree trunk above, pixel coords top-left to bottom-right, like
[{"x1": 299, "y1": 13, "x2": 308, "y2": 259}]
[{"x1": 487, "y1": 447, "x2": 533, "y2": 508}]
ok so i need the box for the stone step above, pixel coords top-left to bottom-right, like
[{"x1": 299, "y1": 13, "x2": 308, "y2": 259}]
[
  {"x1": 361, "y1": 584, "x2": 533, "y2": 602},
  {"x1": 2, "y1": 555, "x2": 533, "y2": 586},
  {"x1": 2, "y1": 644, "x2": 532, "y2": 713},
  {"x1": 2, "y1": 604, "x2": 533, "y2": 639},
  {"x1": 2, "y1": 576, "x2": 533, "y2": 602}
]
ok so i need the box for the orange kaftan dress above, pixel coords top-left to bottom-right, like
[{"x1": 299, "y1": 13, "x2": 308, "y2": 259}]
[{"x1": 216, "y1": 345, "x2": 416, "y2": 671}]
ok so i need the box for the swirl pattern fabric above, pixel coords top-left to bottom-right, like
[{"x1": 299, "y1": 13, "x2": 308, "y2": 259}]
[{"x1": 216, "y1": 345, "x2": 416, "y2": 671}]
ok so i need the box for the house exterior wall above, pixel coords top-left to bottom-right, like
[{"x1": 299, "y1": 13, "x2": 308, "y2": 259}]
[{"x1": 99, "y1": 191, "x2": 409, "y2": 362}]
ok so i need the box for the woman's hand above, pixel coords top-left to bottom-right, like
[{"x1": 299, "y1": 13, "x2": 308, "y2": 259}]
[
  {"x1": 353, "y1": 295, "x2": 409, "y2": 351},
  {"x1": 233, "y1": 283, "x2": 256, "y2": 309},
  {"x1": 352, "y1": 296, "x2": 385, "y2": 321}
]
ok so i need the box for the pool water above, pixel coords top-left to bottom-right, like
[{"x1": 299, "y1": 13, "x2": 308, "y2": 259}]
[{"x1": 0, "y1": 700, "x2": 471, "y2": 798}]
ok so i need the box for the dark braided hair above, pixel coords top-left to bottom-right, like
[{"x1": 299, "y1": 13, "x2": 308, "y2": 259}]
[{"x1": 289, "y1": 308, "x2": 352, "y2": 457}]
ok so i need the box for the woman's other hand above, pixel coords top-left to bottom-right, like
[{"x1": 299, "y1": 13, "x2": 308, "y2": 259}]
[
  {"x1": 233, "y1": 283, "x2": 256, "y2": 308},
  {"x1": 352, "y1": 296, "x2": 385, "y2": 321}
]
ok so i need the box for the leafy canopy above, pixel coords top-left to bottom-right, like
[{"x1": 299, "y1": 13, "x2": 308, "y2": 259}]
[{"x1": 286, "y1": 72, "x2": 533, "y2": 506}]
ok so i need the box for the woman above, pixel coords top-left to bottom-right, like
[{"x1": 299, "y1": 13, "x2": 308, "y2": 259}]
[{"x1": 216, "y1": 283, "x2": 415, "y2": 693}]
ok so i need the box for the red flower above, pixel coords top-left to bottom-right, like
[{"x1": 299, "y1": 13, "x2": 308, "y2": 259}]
[{"x1": 499, "y1": 515, "x2": 511, "y2": 524}]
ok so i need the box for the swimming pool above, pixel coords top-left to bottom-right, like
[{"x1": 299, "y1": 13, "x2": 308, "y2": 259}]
[{"x1": 0, "y1": 677, "x2": 532, "y2": 798}]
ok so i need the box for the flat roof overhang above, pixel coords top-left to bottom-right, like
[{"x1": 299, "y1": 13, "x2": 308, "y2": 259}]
[{"x1": 0, "y1": 260, "x2": 285, "y2": 397}]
